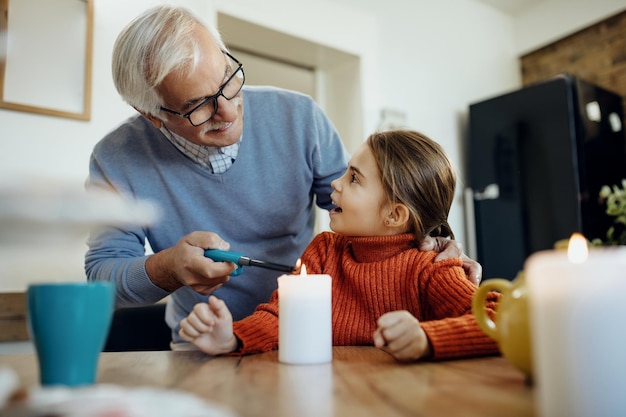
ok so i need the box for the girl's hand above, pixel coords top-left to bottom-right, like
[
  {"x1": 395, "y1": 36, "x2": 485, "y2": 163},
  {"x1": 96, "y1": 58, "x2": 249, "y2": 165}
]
[
  {"x1": 373, "y1": 310, "x2": 432, "y2": 361},
  {"x1": 179, "y1": 295, "x2": 238, "y2": 355}
]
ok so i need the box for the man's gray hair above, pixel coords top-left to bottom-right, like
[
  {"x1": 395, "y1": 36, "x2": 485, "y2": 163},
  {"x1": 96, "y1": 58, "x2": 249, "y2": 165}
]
[{"x1": 112, "y1": 5, "x2": 227, "y2": 116}]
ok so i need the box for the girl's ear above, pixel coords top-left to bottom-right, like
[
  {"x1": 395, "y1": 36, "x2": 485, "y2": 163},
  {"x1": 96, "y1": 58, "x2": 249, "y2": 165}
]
[{"x1": 385, "y1": 203, "x2": 410, "y2": 231}]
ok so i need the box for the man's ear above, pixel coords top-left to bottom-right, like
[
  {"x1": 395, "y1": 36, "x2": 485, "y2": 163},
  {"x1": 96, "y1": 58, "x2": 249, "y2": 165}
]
[
  {"x1": 135, "y1": 107, "x2": 163, "y2": 129},
  {"x1": 386, "y1": 203, "x2": 410, "y2": 230}
]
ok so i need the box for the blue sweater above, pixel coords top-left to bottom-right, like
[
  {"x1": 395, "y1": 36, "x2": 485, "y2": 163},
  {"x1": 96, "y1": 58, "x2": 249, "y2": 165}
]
[{"x1": 85, "y1": 86, "x2": 349, "y2": 341}]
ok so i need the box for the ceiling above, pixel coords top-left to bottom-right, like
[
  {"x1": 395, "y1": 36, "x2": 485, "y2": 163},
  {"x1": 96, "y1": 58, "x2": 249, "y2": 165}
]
[
  {"x1": 472, "y1": 0, "x2": 546, "y2": 15},
  {"x1": 329, "y1": 0, "x2": 548, "y2": 17}
]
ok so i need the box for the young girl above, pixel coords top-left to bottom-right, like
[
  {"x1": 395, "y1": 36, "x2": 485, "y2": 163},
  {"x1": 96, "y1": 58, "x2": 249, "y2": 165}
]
[{"x1": 179, "y1": 130, "x2": 499, "y2": 361}]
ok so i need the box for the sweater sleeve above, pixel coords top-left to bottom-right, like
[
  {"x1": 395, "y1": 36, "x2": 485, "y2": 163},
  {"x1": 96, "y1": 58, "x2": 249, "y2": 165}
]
[
  {"x1": 308, "y1": 102, "x2": 349, "y2": 211},
  {"x1": 417, "y1": 258, "x2": 500, "y2": 360},
  {"x1": 232, "y1": 290, "x2": 281, "y2": 354},
  {"x1": 85, "y1": 141, "x2": 170, "y2": 306}
]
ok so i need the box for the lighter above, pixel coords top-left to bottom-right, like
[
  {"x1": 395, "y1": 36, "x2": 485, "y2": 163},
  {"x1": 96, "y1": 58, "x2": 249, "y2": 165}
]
[{"x1": 204, "y1": 249, "x2": 296, "y2": 276}]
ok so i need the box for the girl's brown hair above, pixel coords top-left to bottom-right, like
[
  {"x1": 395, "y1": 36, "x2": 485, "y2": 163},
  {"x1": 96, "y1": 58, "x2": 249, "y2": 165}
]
[{"x1": 367, "y1": 130, "x2": 456, "y2": 240}]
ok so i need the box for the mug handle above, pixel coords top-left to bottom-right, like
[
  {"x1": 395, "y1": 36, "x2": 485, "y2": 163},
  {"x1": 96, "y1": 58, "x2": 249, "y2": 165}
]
[{"x1": 472, "y1": 279, "x2": 511, "y2": 342}]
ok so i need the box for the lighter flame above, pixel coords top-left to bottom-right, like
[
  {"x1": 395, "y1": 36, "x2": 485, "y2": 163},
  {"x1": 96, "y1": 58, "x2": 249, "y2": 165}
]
[
  {"x1": 300, "y1": 264, "x2": 307, "y2": 277},
  {"x1": 567, "y1": 233, "x2": 588, "y2": 264}
]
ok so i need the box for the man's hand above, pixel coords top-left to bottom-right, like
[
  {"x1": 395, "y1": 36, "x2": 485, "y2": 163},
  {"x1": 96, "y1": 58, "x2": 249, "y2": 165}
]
[
  {"x1": 179, "y1": 296, "x2": 238, "y2": 355},
  {"x1": 419, "y1": 236, "x2": 483, "y2": 285},
  {"x1": 146, "y1": 231, "x2": 238, "y2": 294}
]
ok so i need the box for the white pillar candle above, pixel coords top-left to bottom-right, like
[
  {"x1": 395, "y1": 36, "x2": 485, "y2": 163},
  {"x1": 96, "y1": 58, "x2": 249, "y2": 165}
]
[
  {"x1": 526, "y1": 234, "x2": 626, "y2": 417},
  {"x1": 278, "y1": 267, "x2": 332, "y2": 365}
]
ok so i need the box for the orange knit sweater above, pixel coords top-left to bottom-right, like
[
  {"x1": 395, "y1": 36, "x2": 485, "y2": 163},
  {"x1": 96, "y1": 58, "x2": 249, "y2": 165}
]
[{"x1": 233, "y1": 232, "x2": 500, "y2": 360}]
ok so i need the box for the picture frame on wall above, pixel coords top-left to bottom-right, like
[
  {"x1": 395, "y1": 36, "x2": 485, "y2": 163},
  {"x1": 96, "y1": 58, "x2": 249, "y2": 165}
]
[{"x1": 0, "y1": 0, "x2": 93, "y2": 121}]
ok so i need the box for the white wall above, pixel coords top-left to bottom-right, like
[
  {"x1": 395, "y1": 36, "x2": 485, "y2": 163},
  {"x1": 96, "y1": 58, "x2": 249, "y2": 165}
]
[
  {"x1": 0, "y1": 0, "x2": 618, "y2": 265},
  {"x1": 513, "y1": 0, "x2": 626, "y2": 55},
  {"x1": 322, "y1": 0, "x2": 521, "y2": 248},
  {"x1": 0, "y1": 0, "x2": 209, "y2": 183}
]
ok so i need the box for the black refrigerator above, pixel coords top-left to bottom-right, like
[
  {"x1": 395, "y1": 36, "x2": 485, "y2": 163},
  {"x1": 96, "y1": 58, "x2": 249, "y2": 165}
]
[{"x1": 467, "y1": 73, "x2": 626, "y2": 280}]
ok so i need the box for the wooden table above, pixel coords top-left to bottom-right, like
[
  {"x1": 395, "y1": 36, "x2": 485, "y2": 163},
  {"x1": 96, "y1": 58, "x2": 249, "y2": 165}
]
[{"x1": 0, "y1": 347, "x2": 534, "y2": 417}]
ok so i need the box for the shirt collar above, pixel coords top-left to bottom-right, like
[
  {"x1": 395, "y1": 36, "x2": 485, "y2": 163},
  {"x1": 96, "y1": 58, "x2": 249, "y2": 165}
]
[{"x1": 159, "y1": 125, "x2": 241, "y2": 172}]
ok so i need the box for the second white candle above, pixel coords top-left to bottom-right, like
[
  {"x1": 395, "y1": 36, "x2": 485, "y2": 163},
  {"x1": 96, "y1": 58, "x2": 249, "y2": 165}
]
[{"x1": 526, "y1": 244, "x2": 626, "y2": 417}]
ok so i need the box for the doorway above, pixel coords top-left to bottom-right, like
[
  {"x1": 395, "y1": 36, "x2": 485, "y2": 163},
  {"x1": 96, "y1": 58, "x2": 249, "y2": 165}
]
[
  {"x1": 229, "y1": 48, "x2": 316, "y2": 99},
  {"x1": 218, "y1": 13, "x2": 363, "y2": 232}
]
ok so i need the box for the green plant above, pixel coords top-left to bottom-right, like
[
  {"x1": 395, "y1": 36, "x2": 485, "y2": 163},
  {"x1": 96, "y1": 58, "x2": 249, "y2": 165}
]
[{"x1": 597, "y1": 179, "x2": 626, "y2": 246}]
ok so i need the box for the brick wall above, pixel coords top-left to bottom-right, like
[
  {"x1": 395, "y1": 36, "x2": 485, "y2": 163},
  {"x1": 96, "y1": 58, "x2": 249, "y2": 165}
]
[{"x1": 520, "y1": 9, "x2": 626, "y2": 111}]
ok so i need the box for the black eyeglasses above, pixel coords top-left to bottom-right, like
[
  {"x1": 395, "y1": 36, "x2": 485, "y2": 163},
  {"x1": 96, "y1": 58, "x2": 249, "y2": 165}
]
[{"x1": 160, "y1": 51, "x2": 245, "y2": 126}]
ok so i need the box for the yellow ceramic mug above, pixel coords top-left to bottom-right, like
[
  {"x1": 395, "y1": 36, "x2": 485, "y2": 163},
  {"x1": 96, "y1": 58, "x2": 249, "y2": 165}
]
[{"x1": 472, "y1": 272, "x2": 533, "y2": 380}]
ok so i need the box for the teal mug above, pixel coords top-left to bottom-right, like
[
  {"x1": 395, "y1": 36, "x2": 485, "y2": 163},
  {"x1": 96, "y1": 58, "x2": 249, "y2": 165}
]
[{"x1": 27, "y1": 281, "x2": 115, "y2": 386}]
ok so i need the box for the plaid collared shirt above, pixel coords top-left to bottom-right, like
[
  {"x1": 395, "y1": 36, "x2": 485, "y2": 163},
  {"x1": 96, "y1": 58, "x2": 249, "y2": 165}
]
[{"x1": 160, "y1": 126, "x2": 241, "y2": 174}]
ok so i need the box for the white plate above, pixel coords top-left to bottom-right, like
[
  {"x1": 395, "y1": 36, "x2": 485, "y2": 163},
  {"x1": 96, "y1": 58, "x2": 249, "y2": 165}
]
[
  {"x1": 3, "y1": 383, "x2": 238, "y2": 417},
  {"x1": 0, "y1": 177, "x2": 160, "y2": 244}
]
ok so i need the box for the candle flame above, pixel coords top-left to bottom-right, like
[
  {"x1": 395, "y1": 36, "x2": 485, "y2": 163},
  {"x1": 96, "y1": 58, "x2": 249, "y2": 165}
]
[
  {"x1": 567, "y1": 233, "x2": 588, "y2": 264},
  {"x1": 300, "y1": 264, "x2": 307, "y2": 277}
]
